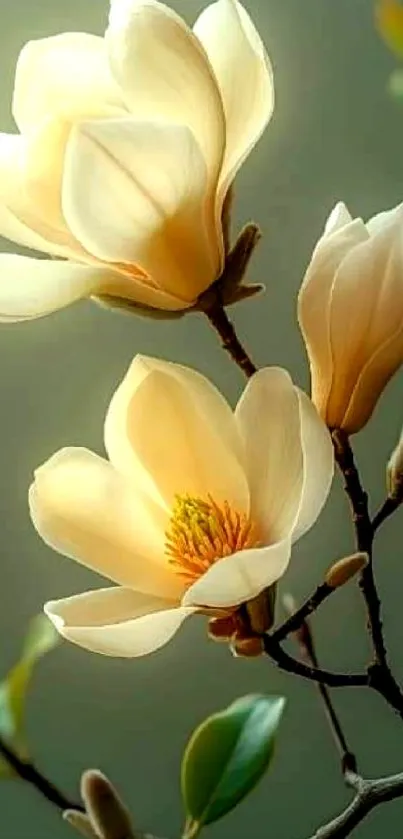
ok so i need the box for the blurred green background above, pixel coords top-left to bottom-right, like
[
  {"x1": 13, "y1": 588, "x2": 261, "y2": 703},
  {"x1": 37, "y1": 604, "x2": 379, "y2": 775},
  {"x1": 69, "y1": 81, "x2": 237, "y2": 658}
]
[{"x1": 0, "y1": 0, "x2": 403, "y2": 837}]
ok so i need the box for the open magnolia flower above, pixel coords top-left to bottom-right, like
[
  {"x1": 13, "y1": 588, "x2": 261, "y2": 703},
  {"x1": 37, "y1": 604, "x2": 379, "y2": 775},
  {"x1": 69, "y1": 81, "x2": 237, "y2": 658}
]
[
  {"x1": 29, "y1": 356, "x2": 334, "y2": 657},
  {"x1": 298, "y1": 201, "x2": 403, "y2": 435},
  {"x1": 0, "y1": 0, "x2": 273, "y2": 322}
]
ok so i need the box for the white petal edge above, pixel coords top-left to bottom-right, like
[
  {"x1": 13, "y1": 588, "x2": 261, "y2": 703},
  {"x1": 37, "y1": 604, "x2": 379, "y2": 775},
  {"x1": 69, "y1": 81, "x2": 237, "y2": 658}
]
[
  {"x1": 291, "y1": 388, "x2": 334, "y2": 542},
  {"x1": 0, "y1": 256, "x2": 116, "y2": 322},
  {"x1": 182, "y1": 537, "x2": 292, "y2": 609},
  {"x1": 45, "y1": 588, "x2": 195, "y2": 657}
]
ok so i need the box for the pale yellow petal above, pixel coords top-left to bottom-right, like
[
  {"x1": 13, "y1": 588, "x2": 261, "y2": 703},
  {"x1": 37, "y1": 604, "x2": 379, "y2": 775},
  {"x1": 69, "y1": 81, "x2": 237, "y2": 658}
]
[
  {"x1": 45, "y1": 588, "x2": 195, "y2": 657},
  {"x1": 0, "y1": 257, "x2": 114, "y2": 321},
  {"x1": 105, "y1": 358, "x2": 249, "y2": 512},
  {"x1": 30, "y1": 448, "x2": 183, "y2": 600},
  {"x1": 13, "y1": 33, "x2": 124, "y2": 132},
  {"x1": 62, "y1": 118, "x2": 222, "y2": 300},
  {"x1": 291, "y1": 388, "x2": 334, "y2": 541},
  {"x1": 106, "y1": 0, "x2": 225, "y2": 187},
  {"x1": 194, "y1": 0, "x2": 274, "y2": 203},
  {"x1": 183, "y1": 538, "x2": 291, "y2": 608},
  {"x1": 235, "y1": 368, "x2": 303, "y2": 542}
]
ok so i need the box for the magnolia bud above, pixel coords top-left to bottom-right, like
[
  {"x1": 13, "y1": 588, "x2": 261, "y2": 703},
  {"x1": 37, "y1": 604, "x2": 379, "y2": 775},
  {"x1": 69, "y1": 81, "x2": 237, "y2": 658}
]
[
  {"x1": 81, "y1": 770, "x2": 134, "y2": 839},
  {"x1": 230, "y1": 634, "x2": 264, "y2": 658},
  {"x1": 325, "y1": 552, "x2": 368, "y2": 589},
  {"x1": 63, "y1": 810, "x2": 99, "y2": 839},
  {"x1": 387, "y1": 427, "x2": 403, "y2": 499}
]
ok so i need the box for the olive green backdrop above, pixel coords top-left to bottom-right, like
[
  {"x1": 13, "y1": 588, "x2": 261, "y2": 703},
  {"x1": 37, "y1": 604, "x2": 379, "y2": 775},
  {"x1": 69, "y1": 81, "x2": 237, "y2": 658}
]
[{"x1": 0, "y1": 1, "x2": 402, "y2": 837}]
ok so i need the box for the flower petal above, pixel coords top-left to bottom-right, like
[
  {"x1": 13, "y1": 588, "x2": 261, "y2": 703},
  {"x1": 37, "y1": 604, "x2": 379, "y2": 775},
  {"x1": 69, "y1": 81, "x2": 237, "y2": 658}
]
[
  {"x1": 298, "y1": 205, "x2": 369, "y2": 419},
  {"x1": 30, "y1": 448, "x2": 183, "y2": 600},
  {"x1": 235, "y1": 368, "x2": 303, "y2": 542},
  {"x1": 45, "y1": 588, "x2": 195, "y2": 657},
  {"x1": 105, "y1": 356, "x2": 249, "y2": 512},
  {"x1": 183, "y1": 537, "x2": 291, "y2": 608},
  {"x1": 13, "y1": 33, "x2": 124, "y2": 133},
  {"x1": 106, "y1": 0, "x2": 225, "y2": 186},
  {"x1": 194, "y1": 0, "x2": 274, "y2": 202},
  {"x1": 291, "y1": 388, "x2": 334, "y2": 542},
  {"x1": 325, "y1": 204, "x2": 403, "y2": 429},
  {"x1": 63, "y1": 118, "x2": 221, "y2": 301},
  {"x1": 0, "y1": 256, "x2": 115, "y2": 322}
]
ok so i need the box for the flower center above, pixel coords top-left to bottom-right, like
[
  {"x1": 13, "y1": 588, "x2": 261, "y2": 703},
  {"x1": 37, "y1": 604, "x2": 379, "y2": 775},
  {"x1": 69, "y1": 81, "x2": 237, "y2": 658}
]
[{"x1": 165, "y1": 493, "x2": 258, "y2": 586}]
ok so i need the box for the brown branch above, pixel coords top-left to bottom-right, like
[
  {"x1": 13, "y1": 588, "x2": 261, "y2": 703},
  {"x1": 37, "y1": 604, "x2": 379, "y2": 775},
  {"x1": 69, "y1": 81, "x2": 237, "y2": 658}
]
[
  {"x1": 204, "y1": 300, "x2": 257, "y2": 378},
  {"x1": 372, "y1": 496, "x2": 402, "y2": 533},
  {"x1": 262, "y1": 636, "x2": 367, "y2": 688},
  {"x1": 271, "y1": 583, "x2": 335, "y2": 645},
  {"x1": 309, "y1": 770, "x2": 403, "y2": 839},
  {"x1": 0, "y1": 735, "x2": 82, "y2": 813}
]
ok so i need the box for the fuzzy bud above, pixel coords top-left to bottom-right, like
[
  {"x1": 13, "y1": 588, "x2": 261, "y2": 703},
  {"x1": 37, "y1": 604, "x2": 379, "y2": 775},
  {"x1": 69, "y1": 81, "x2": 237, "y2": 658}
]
[
  {"x1": 325, "y1": 552, "x2": 368, "y2": 589},
  {"x1": 387, "y1": 427, "x2": 403, "y2": 499}
]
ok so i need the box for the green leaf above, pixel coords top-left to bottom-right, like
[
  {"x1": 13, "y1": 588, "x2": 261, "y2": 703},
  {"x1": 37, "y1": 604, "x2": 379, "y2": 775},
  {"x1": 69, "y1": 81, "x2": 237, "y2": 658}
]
[
  {"x1": 0, "y1": 615, "x2": 59, "y2": 776},
  {"x1": 181, "y1": 694, "x2": 285, "y2": 837}
]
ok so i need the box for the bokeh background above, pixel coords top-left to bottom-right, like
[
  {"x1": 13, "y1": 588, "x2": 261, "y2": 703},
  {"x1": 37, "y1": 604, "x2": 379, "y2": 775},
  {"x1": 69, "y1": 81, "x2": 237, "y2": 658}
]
[{"x1": 0, "y1": 0, "x2": 403, "y2": 837}]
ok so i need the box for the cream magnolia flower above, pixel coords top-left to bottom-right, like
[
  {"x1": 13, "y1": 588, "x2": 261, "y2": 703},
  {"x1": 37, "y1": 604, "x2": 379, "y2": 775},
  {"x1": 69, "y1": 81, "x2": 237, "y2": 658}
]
[
  {"x1": 29, "y1": 356, "x2": 334, "y2": 657},
  {"x1": 298, "y1": 202, "x2": 403, "y2": 435},
  {"x1": 0, "y1": 0, "x2": 273, "y2": 322}
]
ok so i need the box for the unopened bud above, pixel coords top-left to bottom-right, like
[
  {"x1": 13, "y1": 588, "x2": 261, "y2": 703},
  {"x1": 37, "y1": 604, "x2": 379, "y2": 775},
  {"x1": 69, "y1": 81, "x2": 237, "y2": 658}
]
[
  {"x1": 81, "y1": 770, "x2": 134, "y2": 839},
  {"x1": 325, "y1": 552, "x2": 368, "y2": 589},
  {"x1": 387, "y1": 428, "x2": 403, "y2": 499},
  {"x1": 208, "y1": 615, "x2": 237, "y2": 642},
  {"x1": 282, "y1": 593, "x2": 298, "y2": 617},
  {"x1": 64, "y1": 810, "x2": 99, "y2": 839},
  {"x1": 230, "y1": 634, "x2": 264, "y2": 658}
]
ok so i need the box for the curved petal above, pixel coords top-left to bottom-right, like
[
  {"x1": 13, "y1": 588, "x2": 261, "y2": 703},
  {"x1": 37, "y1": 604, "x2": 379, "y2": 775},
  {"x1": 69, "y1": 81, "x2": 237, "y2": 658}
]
[
  {"x1": 325, "y1": 204, "x2": 403, "y2": 429},
  {"x1": 13, "y1": 33, "x2": 124, "y2": 133},
  {"x1": 105, "y1": 358, "x2": 249, "y2": 512},
  {"x1": 194, "y1": 0, "x2": 274, "y2": 203},
  {"x1": 0, "y1": 256, "x2": 115, "y2": 322},
  {"x1": 182, "y1": 537, "x2": 291, "y2": 608},
  {"x1": 0, "y1": 131, "x2": 83, "y2": 259},
  {"x1": 106, "y1": 0, "x2": 225, "y2": 187},
  {"x1": 63, "y1": 118, "x2": 222, "y2": 301},
  {"x1": 235, "y1": 368, "x2": 303, "y2": 542},
  {"x1": 291, "y1": 388, "x2": 334, "y2": 542},
  {"x1": 298, "y1": 207, "x2": 369, "y2": 419},
  {"x1": 30, "y1": 448, "x2": 184, "y2": 600},
  {"x1": 45, "y1": 588, "x2": 195, "y2": 657}
]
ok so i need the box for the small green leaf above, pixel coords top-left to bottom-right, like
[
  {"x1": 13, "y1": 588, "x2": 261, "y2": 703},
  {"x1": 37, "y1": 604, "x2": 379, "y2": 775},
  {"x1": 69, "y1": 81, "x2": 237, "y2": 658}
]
[
  {"x1": 181, "y1": 694, "x2": 285, "y2": 836},
  {"x1": 0, "y1": 615, "x2": 59, "y2": 776},
  {"x1": 388, "y1": 68, "x2": 403, "y2": 97}
]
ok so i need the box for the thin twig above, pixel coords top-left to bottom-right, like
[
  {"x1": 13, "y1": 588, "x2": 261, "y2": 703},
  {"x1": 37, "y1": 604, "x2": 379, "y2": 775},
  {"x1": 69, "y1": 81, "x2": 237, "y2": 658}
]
[
  {"x1": 204, "y1": 300, "x2": 257, "y2": 378},
  {"x1": 271, "y1": 583, "x2": 335, "y2": 645},
  {"x1": 372, "y1": 496, "x2": 402, "y2": 533},
  {"x1": 262, "y1": 636, "x2": 367, "y2": 688},
  {"x1": 309, "y1": 770, "x2": 403, "y2": 839},
  {"x1": 0, "y1": 735, "x2": 82, "y2": 813}
]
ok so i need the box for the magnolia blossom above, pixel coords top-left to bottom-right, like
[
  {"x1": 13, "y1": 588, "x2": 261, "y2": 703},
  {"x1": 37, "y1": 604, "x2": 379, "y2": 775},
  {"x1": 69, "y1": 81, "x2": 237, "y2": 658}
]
[
  {"x1": 298, "y1": 202, "x2": 403, "y2": 435},
  {"x1": 29, "y1": 356, "x2": 334, "y2": 657},
  {"x1": 0, "y1": 0, "x2": 273, "y2": 322}
]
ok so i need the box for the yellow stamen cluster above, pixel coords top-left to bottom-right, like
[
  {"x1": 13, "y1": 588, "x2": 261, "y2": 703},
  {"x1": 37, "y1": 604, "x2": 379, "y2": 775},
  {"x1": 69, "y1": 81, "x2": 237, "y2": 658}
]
[{"x1": 165, "y1": 493, "x2": 258, "y2": 585}]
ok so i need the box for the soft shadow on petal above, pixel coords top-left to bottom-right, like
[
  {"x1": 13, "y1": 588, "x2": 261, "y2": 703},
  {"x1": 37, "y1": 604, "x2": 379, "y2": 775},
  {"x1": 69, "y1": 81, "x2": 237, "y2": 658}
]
[
  {"x1": 106, "y1": 365, "x2": 249, "y2": 512},
  {"x1": 235, "y1": 368, "x2": 303, "y2": 542},
  {"x1": 298, "y1": 212, "x2": 369, "y2": 419},
  {"x1": 45, "y1": 589, "x2": 195, "y2": 657},
  {"x1": 0, "y1": 257, "x2": 115, "y2": 321},
  {"x1": 63, "y1": 118, "x2": 221, "y2": 300},
  {"x1": 326, "y1": 205, "x2": 403, "y2": 428},
  {"x1": 13, "y1": 33, "x2": 124, "y2": 133},
  {"x1": 105, "y1": 355, "x2": 245, "y2": 482},
  {"x1": 194, "y1": 0, "x2": 274, "y2": 204},
  {"x1": 291, "y1": 388, "x2": 334, "y2": 542},
  {"x1": 106, "y1": 0, "x2": 225, "y2": 187},
  {"x1": 30, "y1": 448, "x2": 183, "y2": 599},
  {"x1": 182, "y1": 537, "x2": 292, "y2": 609}
]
